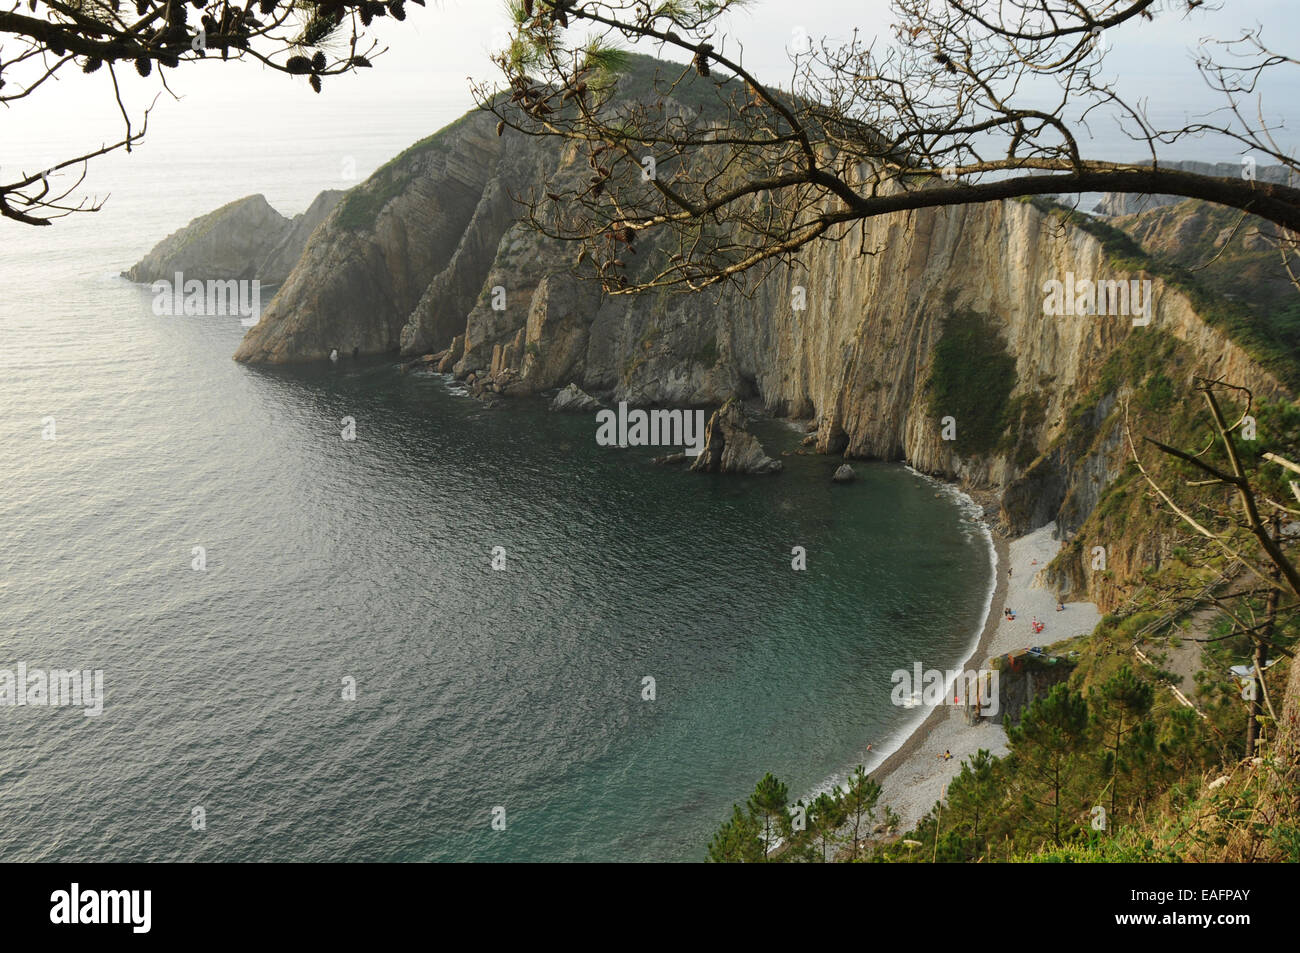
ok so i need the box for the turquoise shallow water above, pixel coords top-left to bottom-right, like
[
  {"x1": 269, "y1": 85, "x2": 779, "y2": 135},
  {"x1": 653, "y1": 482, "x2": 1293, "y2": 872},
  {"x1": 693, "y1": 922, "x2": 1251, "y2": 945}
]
[{"x1": 0, "y1": 99, "x2": 992, "y2": 862}]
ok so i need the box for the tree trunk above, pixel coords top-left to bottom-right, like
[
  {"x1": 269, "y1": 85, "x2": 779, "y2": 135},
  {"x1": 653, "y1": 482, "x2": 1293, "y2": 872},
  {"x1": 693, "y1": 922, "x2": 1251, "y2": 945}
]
[
  {"x1": 1278, "y1": 652, "x2": 1300, "y2": 778},
  {"x1": 1248, "y1": 534, "x2": 1279, "y2": 759},
  {"x1": 1247, "y1": 604, "x2": 1273, "y2": 758}
]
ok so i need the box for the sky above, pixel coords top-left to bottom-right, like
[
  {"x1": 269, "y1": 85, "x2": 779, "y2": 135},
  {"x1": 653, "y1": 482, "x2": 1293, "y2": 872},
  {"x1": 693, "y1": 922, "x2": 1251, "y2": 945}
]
[{"x1": 3, "y1": 0, "x2": 1299, "y2": 210}]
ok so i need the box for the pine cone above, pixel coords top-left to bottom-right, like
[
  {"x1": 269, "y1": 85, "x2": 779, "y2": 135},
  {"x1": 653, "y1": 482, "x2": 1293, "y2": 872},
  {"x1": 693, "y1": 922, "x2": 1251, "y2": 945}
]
[{"x1": 694, "y1": 44, "x2": 713, "y2": 77}]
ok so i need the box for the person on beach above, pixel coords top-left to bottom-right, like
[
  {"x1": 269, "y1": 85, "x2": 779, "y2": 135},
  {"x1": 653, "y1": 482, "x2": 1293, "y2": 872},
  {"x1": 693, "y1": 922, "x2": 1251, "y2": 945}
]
[
  {"x1": 943, "y1": 750, "x2": 952, "y2": 761},
  {"x1": 1056, "y1": 602, "x2": 1065, "y2": 612}
]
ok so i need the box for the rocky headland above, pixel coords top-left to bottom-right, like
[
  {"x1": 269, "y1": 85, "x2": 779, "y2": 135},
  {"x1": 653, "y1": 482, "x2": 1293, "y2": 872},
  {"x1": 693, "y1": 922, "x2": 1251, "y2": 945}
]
[{"x1": 124, "y1": 190, "x2": 343, "y2": 286}]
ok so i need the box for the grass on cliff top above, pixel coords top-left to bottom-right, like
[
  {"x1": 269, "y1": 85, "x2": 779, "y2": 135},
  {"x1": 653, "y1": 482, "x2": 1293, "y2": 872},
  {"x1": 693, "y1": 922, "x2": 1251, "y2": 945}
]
[{"x1": 612, "y1": 51, "x2": 743, "y2": 114}]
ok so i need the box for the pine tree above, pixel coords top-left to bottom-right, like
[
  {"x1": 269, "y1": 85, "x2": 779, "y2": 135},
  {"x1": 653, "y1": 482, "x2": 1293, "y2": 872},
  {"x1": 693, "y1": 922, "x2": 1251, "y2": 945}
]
[
  {"x1": 747, "y1": 772, "x2": 791, "y2": 861},
  {"x1": 807, "y1": 790, "x2": 847, "y2": 862},
  {"x1": 1007, "y1": 684, "x2": 1091, "y2": 847},
  {"x1": 947, "y1": 748, "x2": 998, "y2": 860},
  {"x1": 1091, "y1": 666, "x2": 1157, "y2": 826},
  {"x1": 841, "y1": 765, "x2": 882, "y2": 860},
  {"x1": 706, "y1": 803, "x2": 764, "y2": 863}
]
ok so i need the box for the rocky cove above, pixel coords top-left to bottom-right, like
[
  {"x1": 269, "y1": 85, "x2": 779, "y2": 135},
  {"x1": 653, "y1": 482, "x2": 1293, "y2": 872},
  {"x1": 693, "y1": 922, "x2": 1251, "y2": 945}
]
[{"x1": 123, "y1": 57, "x2": 1292, "y2": 617}]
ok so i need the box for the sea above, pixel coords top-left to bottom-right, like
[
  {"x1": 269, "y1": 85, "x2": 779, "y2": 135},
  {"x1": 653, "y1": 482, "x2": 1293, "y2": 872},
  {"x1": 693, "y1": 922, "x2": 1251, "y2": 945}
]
[{"x1": 0, "y1": 77, "x2": 1049, "y2": 863}]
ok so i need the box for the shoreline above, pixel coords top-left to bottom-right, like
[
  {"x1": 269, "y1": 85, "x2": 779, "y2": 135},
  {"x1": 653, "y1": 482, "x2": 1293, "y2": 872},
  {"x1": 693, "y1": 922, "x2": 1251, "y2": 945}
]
[
  {"x1": 424, "y1": 384, "x2": 1077, "y2": 837},
  {"x1": 865, "y1": 529, "x2": 1010, "y2": 790},
  {"x1": 868, "y1": 521, "x2": 1103, "y2": 833}
]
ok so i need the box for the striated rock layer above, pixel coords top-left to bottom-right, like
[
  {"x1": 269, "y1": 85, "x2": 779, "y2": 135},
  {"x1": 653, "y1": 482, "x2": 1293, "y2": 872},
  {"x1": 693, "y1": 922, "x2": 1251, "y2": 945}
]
[{"x1": 234, "y1": 111, "x2": 512, "y2": 363}]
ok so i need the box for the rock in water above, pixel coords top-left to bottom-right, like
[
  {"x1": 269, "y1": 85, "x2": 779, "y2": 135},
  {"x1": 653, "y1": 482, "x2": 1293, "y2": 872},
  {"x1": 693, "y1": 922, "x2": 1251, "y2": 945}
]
[
  {"x1": 832, "y1": 464, "x2": 856, "y2": 483},
  {"x1": 690, "y1": 398, "x2": 782, "y2": 475},
  {"x1": 550, "y1": 382, "x2": 603, "y2": 413}
]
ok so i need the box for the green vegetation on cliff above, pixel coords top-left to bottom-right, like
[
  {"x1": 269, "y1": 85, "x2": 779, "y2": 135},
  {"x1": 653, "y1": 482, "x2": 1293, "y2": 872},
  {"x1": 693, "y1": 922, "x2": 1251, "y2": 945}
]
[{"x1": 926, "y1": 307, "x2": 1016, "y2": 456}]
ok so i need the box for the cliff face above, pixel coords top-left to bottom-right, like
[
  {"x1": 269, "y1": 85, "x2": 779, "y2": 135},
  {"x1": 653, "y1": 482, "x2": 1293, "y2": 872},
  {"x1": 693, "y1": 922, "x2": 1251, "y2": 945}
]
[
  {"x1": 386, "y1": 167, "x2": 1284, "y2": 500},
  {"x1": 140, "y1": 67, "x2": 1290, "y2": 609},
  {"x1": 232, "y1": 111, "x2": 530, "y2": 363},
  {"x1": 123, "y1": 190, "x2": 342, "y2": 286}
]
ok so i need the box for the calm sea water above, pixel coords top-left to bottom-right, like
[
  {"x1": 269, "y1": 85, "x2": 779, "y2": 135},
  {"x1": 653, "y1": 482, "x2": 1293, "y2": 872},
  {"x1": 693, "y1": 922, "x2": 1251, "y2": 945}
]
[{"x1": 0, "y1": 95, "x2": 998, "y2": 862}]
